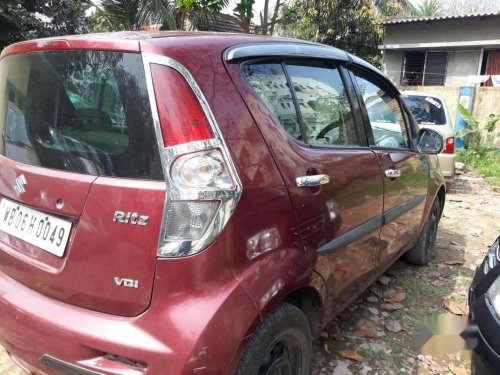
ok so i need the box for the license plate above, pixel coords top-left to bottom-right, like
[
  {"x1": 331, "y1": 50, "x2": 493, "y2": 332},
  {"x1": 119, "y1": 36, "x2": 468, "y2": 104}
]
[{"x1": 0, "y1": 199, "x2": 72, "y2": 257}]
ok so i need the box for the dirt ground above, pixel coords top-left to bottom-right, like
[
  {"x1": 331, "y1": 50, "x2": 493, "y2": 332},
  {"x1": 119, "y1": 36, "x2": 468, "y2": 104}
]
[
  {"x1": 0, "y1": 172, "x2": 499, "y2": 375},
  {"x1": 311, "y1": 172, "x2": 500, "y2": 375}
]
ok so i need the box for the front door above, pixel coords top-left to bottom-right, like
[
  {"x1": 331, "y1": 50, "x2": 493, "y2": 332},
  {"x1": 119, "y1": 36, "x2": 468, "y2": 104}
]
[
  {"x1": 236, "y1": 58, "x2": 384, "y2": 315},
  {"x1": 349, "y1": 66, "x2": 429, "y2": 265}
]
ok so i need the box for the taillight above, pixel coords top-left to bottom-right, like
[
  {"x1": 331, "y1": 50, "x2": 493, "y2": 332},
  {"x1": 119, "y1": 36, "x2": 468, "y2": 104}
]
[
  {"x1": 150, "y1": 64, "x2": 213, "y2": 146},
  {"x1": 443, "y1": 137, "x2": 455, "y2": 154},
  {"x1": 170, "y1": 149, "x2": 232, "y2": 190},
  {"x1": 144, "y1": 53, "x2": 242, "y2": 258}
]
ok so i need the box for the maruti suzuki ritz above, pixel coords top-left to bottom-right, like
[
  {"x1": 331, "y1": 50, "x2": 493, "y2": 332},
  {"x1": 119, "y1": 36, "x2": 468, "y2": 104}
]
[{"x1": 0, "y1": 32, "x2": 446, "y2": 375}]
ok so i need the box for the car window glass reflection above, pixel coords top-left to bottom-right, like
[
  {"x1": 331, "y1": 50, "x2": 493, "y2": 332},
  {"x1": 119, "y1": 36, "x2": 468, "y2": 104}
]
[
  {"x1": 286, "y1": 62, "x2": 357, "y2": 146},
  {"x1": 242, "y1": 62, "x2": 303, "y2": 142},
  {"x1": 0, "y1": 51, "x2": 162, "y2": 179},
  {"x1": 353, "y1": 70, "x2": 409, "y2": 149}
]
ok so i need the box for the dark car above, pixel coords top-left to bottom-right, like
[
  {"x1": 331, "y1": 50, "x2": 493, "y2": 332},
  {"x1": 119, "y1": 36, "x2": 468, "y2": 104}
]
[
  {"x1": 0, "y1": 32, "x2": 446, "y2": 374},
  {"x1": 468, "y1": 235, "x2": 500, "y2": 375}
]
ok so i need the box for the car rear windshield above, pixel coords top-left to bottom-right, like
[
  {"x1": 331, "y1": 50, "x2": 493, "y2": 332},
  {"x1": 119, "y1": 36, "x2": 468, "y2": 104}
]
[
  {"x1": 0, "y1": 50, "x2": 162, "y2": 180},
  {"x1": 402, "y1": 95, "x2": 446, "y2": 125}
]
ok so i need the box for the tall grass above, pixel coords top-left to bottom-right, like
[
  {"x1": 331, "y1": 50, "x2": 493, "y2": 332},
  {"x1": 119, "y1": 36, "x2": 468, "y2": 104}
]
[{"x1": 457, "y1": 147, "x2": 500, "y2": 186}]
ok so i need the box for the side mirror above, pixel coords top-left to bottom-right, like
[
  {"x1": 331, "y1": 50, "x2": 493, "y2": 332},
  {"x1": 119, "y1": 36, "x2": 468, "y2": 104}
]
[{"x1": 416, "y1": 129, "x2": 444, "y2": 154}]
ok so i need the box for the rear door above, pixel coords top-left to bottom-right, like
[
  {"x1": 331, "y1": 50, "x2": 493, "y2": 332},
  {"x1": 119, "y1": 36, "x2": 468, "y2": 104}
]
[
  {"x1": 236, "y1": 58, "x2": 384, "y2": 312},
  {"x1": 348, "y1": 66, "x2": 429, "y2": 265},
  {"x1": 0, "y1": 50, "x2": 164, "y2": 316}
]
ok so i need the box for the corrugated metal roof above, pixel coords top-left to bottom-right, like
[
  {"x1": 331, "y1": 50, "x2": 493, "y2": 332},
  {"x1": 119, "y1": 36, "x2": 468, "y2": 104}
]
[{"x1": 383, "y1": 12, "x2": 499, "y2": 25}]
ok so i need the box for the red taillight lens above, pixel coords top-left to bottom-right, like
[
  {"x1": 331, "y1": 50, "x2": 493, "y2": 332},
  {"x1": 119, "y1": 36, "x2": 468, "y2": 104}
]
[
  {"x1": 150, "y1": 64, "x2": 213, "y2": 147},
  {"x1": 443, "y1": 137, "x2": 455, "y2": 154}
]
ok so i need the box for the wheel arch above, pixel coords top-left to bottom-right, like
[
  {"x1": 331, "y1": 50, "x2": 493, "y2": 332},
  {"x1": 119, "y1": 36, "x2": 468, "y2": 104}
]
[
  {"x1": 437, "y1": 184, "x2": 446, "y2": 217},
  {"x1": 282, "y1": 285, "x2": 324, "y2": 338},
  {"x1": 227, "y1": 273, "x2": 326, "y2": 372},
  {"x1": 244, "y1": 270, "x2": 326, "y2": 340}
]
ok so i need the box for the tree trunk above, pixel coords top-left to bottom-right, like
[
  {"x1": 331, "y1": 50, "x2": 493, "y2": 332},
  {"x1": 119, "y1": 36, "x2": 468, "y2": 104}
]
[
  {"x1": 268, "y1": 0, "x2": 283, "y2": 36},
  {"x1": 262, "y1": 0, "x2": 269, "y2": 35}
]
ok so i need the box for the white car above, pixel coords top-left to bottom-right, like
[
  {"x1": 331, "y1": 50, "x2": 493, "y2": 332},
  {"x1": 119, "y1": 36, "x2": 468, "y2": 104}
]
[{"x1": 402, "y1": 92, "x2": 456, "y2": 179}]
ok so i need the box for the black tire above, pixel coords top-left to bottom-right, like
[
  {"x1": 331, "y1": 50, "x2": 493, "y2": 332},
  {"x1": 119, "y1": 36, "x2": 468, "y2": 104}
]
[
  {"x1": 236, "y1": 303, "x2": 312, "y2": 375},
  {"x1": 405, "y1": 198, "x2": 441, "y2": 266}
]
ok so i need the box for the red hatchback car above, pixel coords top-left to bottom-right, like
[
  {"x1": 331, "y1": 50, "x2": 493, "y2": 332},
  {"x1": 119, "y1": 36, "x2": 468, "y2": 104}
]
[{"x1": 0, "y1": 32, "x2": 446, "y2": 375}]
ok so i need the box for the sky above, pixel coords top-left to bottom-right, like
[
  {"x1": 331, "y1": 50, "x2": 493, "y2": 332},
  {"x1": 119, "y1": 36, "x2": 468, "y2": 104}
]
[{"x1": 250, "y1": 0, "x2": 267, "y2": 23}]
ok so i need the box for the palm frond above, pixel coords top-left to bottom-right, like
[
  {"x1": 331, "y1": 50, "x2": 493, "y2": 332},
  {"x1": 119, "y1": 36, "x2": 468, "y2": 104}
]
[
  {"x1": 95, "y1": 0, "x2": 142, "y2": 30},
  {"x1": 416, "y1": 0, "x2": 444, "y2": 17},
  {"x1": 139, "y1": 0, "x2": 178, "y2": 30}
]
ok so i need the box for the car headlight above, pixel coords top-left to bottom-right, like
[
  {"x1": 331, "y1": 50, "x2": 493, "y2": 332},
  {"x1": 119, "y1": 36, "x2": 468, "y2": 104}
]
[
  {"x1": 487, "y1": 277, "x2": 500, "y2": 317},
  {"x1": 483, "y1": 236, "x2": 499, "y2": 274}
]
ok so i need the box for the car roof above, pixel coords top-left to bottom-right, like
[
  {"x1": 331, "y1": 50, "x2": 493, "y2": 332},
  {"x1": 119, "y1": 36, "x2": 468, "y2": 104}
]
[
  {"x1": 1, "y1": 31, "x2": 390, "y2": 88},
  {"x1": 0, "y1": 31, "x2": 291, "y2": 57}
]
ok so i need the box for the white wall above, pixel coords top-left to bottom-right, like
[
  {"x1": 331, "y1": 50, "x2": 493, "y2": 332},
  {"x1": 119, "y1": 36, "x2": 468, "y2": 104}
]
[
  {"x1": 382, "y1": 50, "x2": 403, "y2": 85},
  {"x1": 445, "y1": 49, "x2": 482, "y2": 87},
  {"x1": 382, "y1": 15, "x2": 500, "y2": 88}
]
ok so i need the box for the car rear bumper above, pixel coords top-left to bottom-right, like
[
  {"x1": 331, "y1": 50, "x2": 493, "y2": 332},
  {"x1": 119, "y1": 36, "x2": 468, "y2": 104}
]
[
  {"x1": 0, "y1": 270, "x2": 171, "y2": 375},
  {"x1": 0, "y1": 267, "x2": 257, "y2": 374},
  {"x1": 438, "y1": 153, "x2": 455, "y2": 178}
]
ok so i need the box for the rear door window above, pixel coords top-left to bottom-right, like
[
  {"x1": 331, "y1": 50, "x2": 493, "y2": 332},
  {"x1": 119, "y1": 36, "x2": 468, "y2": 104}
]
[
  {"x1": 286, "y1": 61, "x2": 357, "y2": 146},
  {"x1": 242, "y1": 62, "x2": 303, "y2": 141},
  {"x1": 402, "y1": 95, "x2": 446, "y2": 125},
  {"x1": 242, "y1": 60, "x2": 359, "y2": 147},
  {"x1": 0, "y1": 51, "x2": 162, "y2": 179}
]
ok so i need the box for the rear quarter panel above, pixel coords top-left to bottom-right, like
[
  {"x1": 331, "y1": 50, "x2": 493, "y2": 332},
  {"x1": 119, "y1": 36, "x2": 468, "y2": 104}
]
[{"x1": 140, "y1": 37, "x2": 327, "y2": 372}]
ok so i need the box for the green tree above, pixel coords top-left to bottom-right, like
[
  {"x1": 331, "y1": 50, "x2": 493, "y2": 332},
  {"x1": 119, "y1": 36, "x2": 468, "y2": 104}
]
[
  {"x1": 1, "y1": 1, "x2": 39, "y2": 49},
  {"x1": 416, "y1": 0, "x2": 444, "y2": 17},
  {"x1": 178, "y1": 0, "x2": 256, "y2": 33},
  {"x1": 372, "y1": 0, "x2": 416, "y2": 17},
  {"x1": 0, "y1": 0, "x2": 90, "y2": 50},
  {"x1": 90, "y1": 0, "x2": 289, "y2": 35},
  {"x1": 279, "y1": 0, "x2": 384, "y2": 64},
  {"x1": 90, "y1": 0, "x2": 231, "y2": 32},
  {"x1": 44, "y1": 0, "x2": 90, "y2": 35},
  {"x1": 90, "y1": 0, "x2": 144, "y2": 31}
]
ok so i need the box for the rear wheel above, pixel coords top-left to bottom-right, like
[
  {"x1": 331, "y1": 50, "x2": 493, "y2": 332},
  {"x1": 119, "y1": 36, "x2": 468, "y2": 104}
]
[
  {"x1": 405, "y1": 198, "x2": 441, "y2": 266},
  {"x1": 236, "y1": 303, "x2": 312, "y2": 375}
]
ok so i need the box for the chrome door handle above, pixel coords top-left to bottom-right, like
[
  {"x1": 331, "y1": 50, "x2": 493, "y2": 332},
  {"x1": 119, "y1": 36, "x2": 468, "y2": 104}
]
[
  {"x1": 296, "y1": 174, "x2": 330, "y2": 188},
  {"x1": 384, "y1": 169, "x2": 401, "y2": 179}
]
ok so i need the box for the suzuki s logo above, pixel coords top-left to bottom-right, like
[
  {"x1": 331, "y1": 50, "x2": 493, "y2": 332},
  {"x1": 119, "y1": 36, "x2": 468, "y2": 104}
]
[
  {"x1": 13, "y1": 174, "x2": 27, "y2": 197},
  {"x1": 114, "y1": 277, "x2": 139, "y2": 289}
]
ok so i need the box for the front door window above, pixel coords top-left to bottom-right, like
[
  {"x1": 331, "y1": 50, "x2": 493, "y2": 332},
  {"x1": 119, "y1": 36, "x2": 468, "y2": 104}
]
[{"x1": 352, "y1": 68, "x2": 410, "y2": 149}]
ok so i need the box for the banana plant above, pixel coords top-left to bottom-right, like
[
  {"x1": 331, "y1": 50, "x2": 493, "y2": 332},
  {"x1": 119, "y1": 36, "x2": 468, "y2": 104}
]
[{"x1": 457, "y1": 104, "x2": 500, "y2": 147}]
